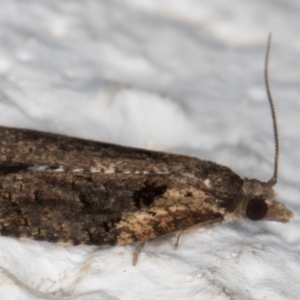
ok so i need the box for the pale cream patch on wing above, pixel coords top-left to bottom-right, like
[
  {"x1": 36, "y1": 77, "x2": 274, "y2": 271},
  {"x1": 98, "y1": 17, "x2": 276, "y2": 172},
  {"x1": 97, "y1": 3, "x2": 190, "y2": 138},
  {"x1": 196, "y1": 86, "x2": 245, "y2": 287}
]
[{"x1": 203, "y1": 179, "x2": 212, "y2": 188}]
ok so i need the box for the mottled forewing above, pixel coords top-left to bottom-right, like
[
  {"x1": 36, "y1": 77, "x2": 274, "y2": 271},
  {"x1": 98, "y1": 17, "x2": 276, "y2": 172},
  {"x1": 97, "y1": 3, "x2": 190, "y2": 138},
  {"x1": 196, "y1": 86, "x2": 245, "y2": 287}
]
[{"x1": 0, "y1": 126, "x2": 244, "y2": 246}]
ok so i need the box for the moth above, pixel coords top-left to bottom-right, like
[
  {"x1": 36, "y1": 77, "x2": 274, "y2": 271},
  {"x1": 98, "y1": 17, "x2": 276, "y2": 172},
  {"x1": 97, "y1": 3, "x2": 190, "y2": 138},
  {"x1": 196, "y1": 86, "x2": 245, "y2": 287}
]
[{"x1": 0, "y1": 35, "x2": 293, "y2": 265}]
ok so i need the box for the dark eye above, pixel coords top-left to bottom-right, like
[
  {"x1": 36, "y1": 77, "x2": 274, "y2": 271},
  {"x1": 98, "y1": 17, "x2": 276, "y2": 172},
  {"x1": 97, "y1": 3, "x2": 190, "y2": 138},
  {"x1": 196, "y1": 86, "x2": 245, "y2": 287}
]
[{"x1": 246, "y1": 198, "x2": 268, "y2": 220}]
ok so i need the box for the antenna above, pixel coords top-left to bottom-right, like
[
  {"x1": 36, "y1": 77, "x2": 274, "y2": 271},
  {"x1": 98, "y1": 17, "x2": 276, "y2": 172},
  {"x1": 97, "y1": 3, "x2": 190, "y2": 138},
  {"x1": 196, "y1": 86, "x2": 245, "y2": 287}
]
[{"x1": 265, "y1": 33, "x2": 279, "y2": 187}]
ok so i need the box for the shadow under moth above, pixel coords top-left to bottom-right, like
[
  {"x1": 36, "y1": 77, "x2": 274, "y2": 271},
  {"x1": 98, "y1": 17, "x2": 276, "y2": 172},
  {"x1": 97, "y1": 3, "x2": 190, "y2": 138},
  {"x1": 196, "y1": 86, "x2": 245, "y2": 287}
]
[{"x1": 0, "y1": 35, "x2": 293, "y2": 265}]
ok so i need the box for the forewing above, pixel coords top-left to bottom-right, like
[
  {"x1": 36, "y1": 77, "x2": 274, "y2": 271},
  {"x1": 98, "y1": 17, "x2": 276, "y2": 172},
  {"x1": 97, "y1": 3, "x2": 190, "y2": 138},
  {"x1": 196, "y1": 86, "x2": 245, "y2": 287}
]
[{"x1": 0, "y1": 126, "x2": 243, "y2": 246}]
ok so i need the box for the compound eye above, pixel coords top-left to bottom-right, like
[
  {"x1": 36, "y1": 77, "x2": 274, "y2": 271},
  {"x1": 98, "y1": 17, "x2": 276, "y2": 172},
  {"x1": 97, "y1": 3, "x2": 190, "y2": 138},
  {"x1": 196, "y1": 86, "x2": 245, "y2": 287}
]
[{"x1": 246, "y1": 198, "x2": 268, "y2": 221}]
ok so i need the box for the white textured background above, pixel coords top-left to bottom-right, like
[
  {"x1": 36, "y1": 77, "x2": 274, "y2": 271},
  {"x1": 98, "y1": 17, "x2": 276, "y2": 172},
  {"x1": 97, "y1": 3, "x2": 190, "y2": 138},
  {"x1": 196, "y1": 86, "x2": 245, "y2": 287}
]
[{"x1": 0, "y1": 1, "x2": 300, "y2": 299}]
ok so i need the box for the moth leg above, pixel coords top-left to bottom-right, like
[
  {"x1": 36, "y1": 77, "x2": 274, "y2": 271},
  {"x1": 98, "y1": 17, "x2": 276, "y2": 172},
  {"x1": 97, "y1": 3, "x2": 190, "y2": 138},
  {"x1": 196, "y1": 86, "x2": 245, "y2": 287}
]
[
  {"x1": 174, "y1": 232, "x2": 181, "y2": 249},
  {"x1": 133, "y1": 241, "x2": 147, "y2": 266},
  {"x1": 174, "y1": 218, "x2": 222, "y2": 249},
  {"x1": 174, "y1": 227, "x2": 197, "y2": 249}
]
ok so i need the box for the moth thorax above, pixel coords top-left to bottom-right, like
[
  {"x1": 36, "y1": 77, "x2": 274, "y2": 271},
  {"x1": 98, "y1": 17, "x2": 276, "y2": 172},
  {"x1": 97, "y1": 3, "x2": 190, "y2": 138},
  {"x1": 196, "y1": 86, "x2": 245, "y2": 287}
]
[{"x1": 242, "y1": 179, "x2": 275, "y2": 221}]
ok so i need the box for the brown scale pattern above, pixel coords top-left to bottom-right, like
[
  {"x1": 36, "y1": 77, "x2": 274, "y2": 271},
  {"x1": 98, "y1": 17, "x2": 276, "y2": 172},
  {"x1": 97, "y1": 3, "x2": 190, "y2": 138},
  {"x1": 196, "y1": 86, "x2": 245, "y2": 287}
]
[{"x1": 0, "y1": 126, "x2": 293, "y2": 247}]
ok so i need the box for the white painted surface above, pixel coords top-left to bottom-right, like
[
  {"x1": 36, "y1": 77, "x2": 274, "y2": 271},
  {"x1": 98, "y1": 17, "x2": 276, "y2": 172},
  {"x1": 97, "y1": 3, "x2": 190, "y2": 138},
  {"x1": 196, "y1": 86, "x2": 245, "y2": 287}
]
[{"x1": 0, "y1": 1, "x2": 299, "y2": 299}]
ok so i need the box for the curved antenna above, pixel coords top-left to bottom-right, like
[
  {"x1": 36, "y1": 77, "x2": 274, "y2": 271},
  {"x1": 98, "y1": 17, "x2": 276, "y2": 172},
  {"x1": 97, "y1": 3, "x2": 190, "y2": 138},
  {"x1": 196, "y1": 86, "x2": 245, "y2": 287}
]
[{"x1": 265, "y1": 33, "x2": 279, "y2": 186}]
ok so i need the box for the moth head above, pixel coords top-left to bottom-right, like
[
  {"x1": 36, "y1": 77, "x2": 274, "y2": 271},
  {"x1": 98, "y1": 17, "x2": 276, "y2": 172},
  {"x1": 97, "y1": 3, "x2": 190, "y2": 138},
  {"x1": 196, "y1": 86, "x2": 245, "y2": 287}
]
[
  {"x1": 239, "y1": 35, "x2": 293, "y2": 223},
  {"x1": 242, "y1": 179, "x2": 293, "y2": 223}
]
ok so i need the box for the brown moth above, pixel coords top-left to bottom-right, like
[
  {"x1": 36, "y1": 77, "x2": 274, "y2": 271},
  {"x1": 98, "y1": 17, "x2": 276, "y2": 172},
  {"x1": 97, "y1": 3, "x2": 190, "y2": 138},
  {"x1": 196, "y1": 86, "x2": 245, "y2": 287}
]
[{"x1": 0, "y1": 35, "x2": 293, "y2": 265}]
